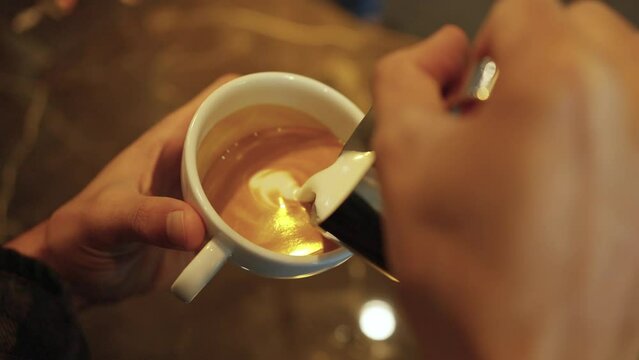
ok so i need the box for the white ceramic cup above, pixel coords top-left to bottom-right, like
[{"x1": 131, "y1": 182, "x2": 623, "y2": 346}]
[{"x1": 171, "y1": 72, "x2": 364, "y2": 302}]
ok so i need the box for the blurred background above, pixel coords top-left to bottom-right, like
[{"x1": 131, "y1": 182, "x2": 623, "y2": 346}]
[{"x1": 1, "y1": 0, "x2": 637, "y2": 359}]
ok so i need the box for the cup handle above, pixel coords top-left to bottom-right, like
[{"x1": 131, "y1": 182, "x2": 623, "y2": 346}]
[{"x1": 171, "y1": 239, "x2": 230, "y2": 303}]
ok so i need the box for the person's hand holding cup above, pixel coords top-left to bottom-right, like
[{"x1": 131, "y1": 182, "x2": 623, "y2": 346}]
[{"x1": 5, "y1": 75, "x2": 238, "y2": 306}]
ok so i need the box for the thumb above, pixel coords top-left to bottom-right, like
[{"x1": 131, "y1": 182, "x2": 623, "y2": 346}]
[{"x1": 124, "y1": 195, "x2": 206, "y2": 251}]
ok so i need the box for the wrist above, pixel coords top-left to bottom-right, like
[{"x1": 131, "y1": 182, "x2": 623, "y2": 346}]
[{"x1": 3, "y1": 219, "x2": 90, "y2": 310}]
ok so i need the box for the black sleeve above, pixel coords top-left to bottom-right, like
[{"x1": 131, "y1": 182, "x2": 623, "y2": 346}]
[{"x1": 0, "y1": 249, "x2": 89, "y2": 360}]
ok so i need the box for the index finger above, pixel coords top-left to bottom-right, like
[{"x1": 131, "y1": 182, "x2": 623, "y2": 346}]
[{"x1": 374, "y1": 25, "x2": 470, "y2": 128}]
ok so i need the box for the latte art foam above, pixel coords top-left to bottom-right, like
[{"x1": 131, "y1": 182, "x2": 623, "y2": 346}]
[{"x1": 248, "y1": 169, "x2": 300, "y2": 207}]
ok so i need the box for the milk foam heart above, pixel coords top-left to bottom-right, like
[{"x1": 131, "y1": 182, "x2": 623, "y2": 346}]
[{"x1": 249, "y1": 169, "x2": 300, "y2": 207}]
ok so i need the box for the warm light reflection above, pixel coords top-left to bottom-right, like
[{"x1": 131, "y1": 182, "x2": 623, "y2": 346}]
[
  {"x1": 278, "y1": 196, "x2": 287, "y2": 209},
  {"x1": 274, "y1": 197, "x2": 296, "y2": 233},
  {"x1": 288, "y1": 243, "x2": 322, "y2": 256},
  {"x1": 476, "y1": 87, "x2": 491, "y2": 101},
  {"x1": 359, "y1": 300, "x2": 396, "y2": 341},
  {"x1": 272, "y1": 197, "x2": 322, "y2": 256},
  {"x1": 474, "y1": 58, "x2": 499, "y2": 101}
]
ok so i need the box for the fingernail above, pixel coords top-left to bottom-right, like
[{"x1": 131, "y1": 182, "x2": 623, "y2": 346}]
[{"x1": 166, "y1": 210, "x2": 186, "y2": 247}]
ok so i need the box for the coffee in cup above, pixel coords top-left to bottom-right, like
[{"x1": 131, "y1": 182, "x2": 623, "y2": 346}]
[{"x1": 198, "y1": 104, "x2": 341, "y2": 256}]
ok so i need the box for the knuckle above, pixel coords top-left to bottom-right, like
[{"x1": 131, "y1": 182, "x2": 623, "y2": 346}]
[
  {"x1": 567, "y1": 0, "x2": 610, "y2": 16},
  {"x1": 487, "y1": 1, "x2": 563, "y2": 57},
  {"x1": 440, "y1": 24, "x2": 465, "y2": 39},
  {"x1": 489, "y1": 1, "x2": 534, "y2": 32},
  {"x1": 374, "y1": 52, "x2": 404, "y2": 85}
]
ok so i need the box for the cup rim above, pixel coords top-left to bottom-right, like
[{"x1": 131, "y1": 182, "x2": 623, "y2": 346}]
[{"x1": 183, "y1": 72, "x2": 360, "y2": 267}]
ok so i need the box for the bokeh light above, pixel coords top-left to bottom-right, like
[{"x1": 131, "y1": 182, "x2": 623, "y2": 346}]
[{"x1": 358, "y1": 300, "x2": 396, "y2": 341}]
